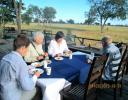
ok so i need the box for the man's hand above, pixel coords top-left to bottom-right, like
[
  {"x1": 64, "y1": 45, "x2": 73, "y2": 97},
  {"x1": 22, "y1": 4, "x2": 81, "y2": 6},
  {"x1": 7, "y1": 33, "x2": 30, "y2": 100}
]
[
  {"x1": 44, "y1": 52, "x2": 48, "y2": 57},
  {"x1": 68, "y1": 50, "x2": 72, "y2": 54},
  {"x1": 37, "y1": 56, "x2": 44, "y2": 60},
  {"x1": 34, "y1": 72, "x2": 41, "y2": 78},
  {"x1": 55, "y1": 53, "x2": 62, "y2": 57}
]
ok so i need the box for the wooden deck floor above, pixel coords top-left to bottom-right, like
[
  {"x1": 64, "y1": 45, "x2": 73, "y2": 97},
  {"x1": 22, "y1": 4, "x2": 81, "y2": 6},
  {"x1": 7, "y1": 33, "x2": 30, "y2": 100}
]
[{"x1": 97, "y1": 75, "x2": 128, "y2": 100}]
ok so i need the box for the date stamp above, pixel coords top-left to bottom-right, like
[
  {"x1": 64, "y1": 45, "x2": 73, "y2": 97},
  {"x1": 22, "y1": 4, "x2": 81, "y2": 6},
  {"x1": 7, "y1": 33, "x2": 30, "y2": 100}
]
[{"x1": 89, "y1": 83, "x2": 121, "y2": 89}]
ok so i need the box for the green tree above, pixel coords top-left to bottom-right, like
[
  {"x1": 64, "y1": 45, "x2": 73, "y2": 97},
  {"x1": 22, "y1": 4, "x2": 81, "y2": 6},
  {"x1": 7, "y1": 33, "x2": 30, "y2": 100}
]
[
  {"x1": 28, "y1": 5, "x2": 42, "y2": 24},
  {"x1": 0, "y1": 0, "x2": 15, "y2": 37},
  {"x1": 84, "y1": 8, "x2": 96, "y2": 25},
  {"x1": 58, "y1": 19, "x2": 65, "y2": 24},
  {"x1": 13, "y1": 0, "x2": 23, "y2": 34},
  {"x1": 22, "y1": 6, "x2": 33, "y2": 25},
  {"x1": 43, "y1": 7, "x2": 56, "y2": 23},
  {"x1": 0, "y1": 0, "x2": 15, "y2": 26},
  {"x1": 84, "y1": 18, "x2": 95, "y2": 25},
  {"x1": 88, "y1": 0, "x2": 128, "y2": 33},
  {"x1": 67, "y1": 19, "x2": 75, "y2": 24},
  {"x1": 22, "y1": 13, "x2": 32, "y2": 25}
]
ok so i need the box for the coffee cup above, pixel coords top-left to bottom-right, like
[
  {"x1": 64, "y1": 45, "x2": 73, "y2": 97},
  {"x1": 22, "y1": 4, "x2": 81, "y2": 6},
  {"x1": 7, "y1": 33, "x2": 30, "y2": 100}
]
[
  {"x1": 86, "y1": 55, "x2": 92, "y2": 64},
  {"x1": 46, "y1": 67, "x2": 51, "y2": 75},
  {"x1": 44, "y1": 60, "x2": 47, "y2": 68},
  {"x1": 69, "y1": 54, "x2": 72, "y2": 59}
]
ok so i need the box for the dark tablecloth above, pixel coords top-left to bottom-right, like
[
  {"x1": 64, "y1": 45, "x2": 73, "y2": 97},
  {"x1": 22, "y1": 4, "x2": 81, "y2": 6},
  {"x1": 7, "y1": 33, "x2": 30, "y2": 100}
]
[{"x1": 40, "y1": 55, "x2": 90, "y2": 84}]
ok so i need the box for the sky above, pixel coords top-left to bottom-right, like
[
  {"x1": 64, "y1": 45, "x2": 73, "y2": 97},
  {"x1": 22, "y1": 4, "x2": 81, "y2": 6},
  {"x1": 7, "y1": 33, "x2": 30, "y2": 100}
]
[{"x1": 23, "y1": 0, "x2": 128, "y2": 25}]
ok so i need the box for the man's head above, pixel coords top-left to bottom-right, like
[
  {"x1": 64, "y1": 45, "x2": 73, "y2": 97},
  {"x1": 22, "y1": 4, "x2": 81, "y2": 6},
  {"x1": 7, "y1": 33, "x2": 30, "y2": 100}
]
[
  {"x1": 55, "y1": 31, "x2": 64, "y2": 44},
  {"x1": 13, "y1": 34, "x2": 30, "y2": 56},
  {"x1": 101, "y1": 36, "x2": 112, "y2": 48},
  {"x1": 33, "y1": 31, "x2": 44, "y2": 45}
]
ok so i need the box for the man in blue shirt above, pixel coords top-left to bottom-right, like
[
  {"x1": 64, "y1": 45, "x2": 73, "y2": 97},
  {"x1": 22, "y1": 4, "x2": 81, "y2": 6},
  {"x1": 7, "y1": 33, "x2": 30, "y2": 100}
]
[
  {"x1": 0, "y1": 34, "x2": 40, "y2": 100},
  {"x1": 101, "y1": 36, "x2": 121, "y2": 81}
]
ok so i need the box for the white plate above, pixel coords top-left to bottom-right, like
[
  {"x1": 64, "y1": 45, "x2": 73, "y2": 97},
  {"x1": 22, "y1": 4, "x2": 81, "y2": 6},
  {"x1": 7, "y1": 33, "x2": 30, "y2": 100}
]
[
  {"x1": 29, "y1": 68, "x2": 44, "y2": 74},
  {"x1": 54, "y1": 57, "x2": 64, "y2": 60},
  {"x1": 31, "y1": 62, "x2": 42, "y2": 67}
]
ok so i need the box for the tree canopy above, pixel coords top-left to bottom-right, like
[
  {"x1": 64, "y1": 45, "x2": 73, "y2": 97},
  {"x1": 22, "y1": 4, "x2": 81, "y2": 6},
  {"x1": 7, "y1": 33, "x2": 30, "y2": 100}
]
[
  {"x1": 67, "y1": 19, "x2": 75, "y2": 24},
  {"x1": 0, "y1": 0, "x2": 15, "y2": 26},
  {"x1": 22, "y1": 5, "x2": 56, "y2": 24},
  {"x1": 87, "y1": 0, "x2": 128, "y2": 33},
  {"x1": 43, "y1": 7, "x2": 56, "y2": 23}
]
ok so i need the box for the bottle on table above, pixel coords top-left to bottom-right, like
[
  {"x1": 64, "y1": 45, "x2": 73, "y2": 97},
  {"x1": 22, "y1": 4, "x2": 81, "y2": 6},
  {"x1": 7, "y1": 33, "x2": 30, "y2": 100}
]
[{"x1": 69, "y1": 54, "x2": 72, "y2": 59}]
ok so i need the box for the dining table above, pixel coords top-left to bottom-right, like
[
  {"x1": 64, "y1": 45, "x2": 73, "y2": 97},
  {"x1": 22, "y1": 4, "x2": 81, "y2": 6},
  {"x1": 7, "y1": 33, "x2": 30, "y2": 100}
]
[{"x1": 36, "y1": 51, "x2": 91, "y2": 100}]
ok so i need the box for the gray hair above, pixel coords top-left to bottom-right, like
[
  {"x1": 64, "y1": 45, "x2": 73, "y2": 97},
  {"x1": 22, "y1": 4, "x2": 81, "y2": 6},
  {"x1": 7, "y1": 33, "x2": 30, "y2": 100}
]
[
  {"x1": 101, "y1": 35, "x2": 112, "y2": 45},
  {"x1": 33, "y1": 31, "x2": 44, "y2": 40}
]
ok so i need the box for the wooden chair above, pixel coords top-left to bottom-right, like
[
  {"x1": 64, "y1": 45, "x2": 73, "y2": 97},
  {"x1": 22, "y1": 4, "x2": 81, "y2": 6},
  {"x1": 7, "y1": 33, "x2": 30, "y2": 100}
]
[
  {"x1": 44, "y1": 31, "x2": 54, "y2": 52},
  {"x1": 101, "y1": 45, "x2": 128, "y2": 100},
  {"x1": 60, "y1": 54, "x2": 108, "y2": 100},
  {"x1": 116, "y1": 42, "x2": 126, "y2": 55},
  {"x1": 124, "y1": 45, "x2": 128, "y2": 74},
  {"x1": 65, "y1": 34, "x2": 76, "y2": 46}
]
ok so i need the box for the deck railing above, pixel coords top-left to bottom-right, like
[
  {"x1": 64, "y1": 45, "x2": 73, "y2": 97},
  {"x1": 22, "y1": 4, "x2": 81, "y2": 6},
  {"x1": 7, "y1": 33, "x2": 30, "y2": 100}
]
[{"x1": 2, "y1": 29, "x2": 127, "y2": 54}]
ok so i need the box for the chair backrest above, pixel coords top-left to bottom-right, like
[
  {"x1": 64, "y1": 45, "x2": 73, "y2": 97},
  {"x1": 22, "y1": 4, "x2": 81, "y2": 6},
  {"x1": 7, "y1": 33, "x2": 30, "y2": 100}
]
[
  {"x1": 124, "y1": 46, "x2": 128, "y2": 74},
  {"x1": 44, "y1": 32, "x2": 54, "y2": 52},
  {"x1": 84, "y1": 54, "x2": 109, "y2": 97},
  {"x1": 116, "y1": 45, "x2": 128, "y2": 82},
  {"x1": 116, "y1": 42, "x2": 126, "y2": 55}
]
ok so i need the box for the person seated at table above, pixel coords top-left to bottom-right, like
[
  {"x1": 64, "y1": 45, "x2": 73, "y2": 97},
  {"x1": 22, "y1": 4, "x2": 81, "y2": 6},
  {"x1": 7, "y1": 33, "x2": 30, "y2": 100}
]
[
  {"x1": 24, "y1": 31, "x2": 47, "y2": 63},
  {"x1": 101, "y1": 36, "x2": 121, "y2": 81},
  {"x1": 48, "y1": 31, "x2": 71, "y2": 57},
  {"x1": 0, "y1": 34, "x2": 41, "y2": 100}
]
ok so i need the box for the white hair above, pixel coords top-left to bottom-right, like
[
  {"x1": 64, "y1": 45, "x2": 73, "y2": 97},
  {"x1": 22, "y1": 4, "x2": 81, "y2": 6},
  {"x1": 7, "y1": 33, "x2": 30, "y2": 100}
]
[
  {"x1": 101, "y1": 35, "x2": 112, "y2": 45},
  {"x1": 33, "y1": 31, "x2": 44, "y2": 40}
]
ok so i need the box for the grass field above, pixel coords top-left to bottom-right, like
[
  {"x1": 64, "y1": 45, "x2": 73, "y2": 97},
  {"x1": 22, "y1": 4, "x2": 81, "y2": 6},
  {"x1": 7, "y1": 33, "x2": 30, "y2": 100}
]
[{"x1": 5, "y1": 23, "x2": 128, "y2": 43}]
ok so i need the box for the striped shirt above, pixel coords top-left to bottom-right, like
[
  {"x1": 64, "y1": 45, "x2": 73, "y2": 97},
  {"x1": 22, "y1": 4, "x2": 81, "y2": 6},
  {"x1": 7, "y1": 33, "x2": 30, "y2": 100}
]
[{"x1": 102, "y1": 43, "x2": 121, "y2": 81}]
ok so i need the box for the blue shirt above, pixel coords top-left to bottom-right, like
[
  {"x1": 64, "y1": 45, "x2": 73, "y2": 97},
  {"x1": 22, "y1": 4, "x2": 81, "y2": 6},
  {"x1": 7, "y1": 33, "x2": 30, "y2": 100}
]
[
  {"x1": 0, "y1": 51, "x2": 35, "y2": 100},
  {"x1": 102, "y1": 43, "x2": 121, "y2": 81}
]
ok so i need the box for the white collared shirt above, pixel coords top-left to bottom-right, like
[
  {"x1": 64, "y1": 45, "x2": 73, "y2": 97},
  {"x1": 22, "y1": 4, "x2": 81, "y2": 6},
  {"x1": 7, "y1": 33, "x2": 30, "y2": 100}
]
[{"x1": 48, "y1": 39, "x2": 69, "y2": 57}]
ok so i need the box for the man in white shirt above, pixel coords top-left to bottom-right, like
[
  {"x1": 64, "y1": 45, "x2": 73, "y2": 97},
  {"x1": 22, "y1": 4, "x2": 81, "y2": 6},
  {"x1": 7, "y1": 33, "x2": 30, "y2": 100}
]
[
  {"x1": 0, "y1": 34, "x2": 40, "y2": 100},
  {"x1": 48, "y1": 31, "x2": 70, "y2": 57},
  {"x1": 24, "y1": 31, "x2": 46, "y2": 62}
]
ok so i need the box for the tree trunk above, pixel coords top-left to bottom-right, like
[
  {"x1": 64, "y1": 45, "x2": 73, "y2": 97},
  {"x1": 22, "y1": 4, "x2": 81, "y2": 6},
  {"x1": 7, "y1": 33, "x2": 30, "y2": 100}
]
[
  {"x1": 100, "y1": 17, "x2": 108, "y2": 33},
  {"x1": 101, "y1": 25, "x2": 104, "y2": 33},
  {"x1": 18, "y1": 0, "x2": 22, "y2": 33},
  {"x1": 0, "y1": 15, "x2": 4, "y2": 38},
  {"x1": 13, "y1": 0, "x2": 22, "y2": 34},
  {"x1": 100, "y1": 16, "x2": 103, "y2": 33}
]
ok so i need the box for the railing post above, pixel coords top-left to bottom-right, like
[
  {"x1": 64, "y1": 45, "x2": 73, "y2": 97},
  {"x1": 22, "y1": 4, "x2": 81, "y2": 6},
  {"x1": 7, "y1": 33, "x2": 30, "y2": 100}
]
[
  {"x1": 77, "y1": 37, "x2": 85, "y2": 45},
  {"x1": 81, "y1": 38, "x2": 84, "y2": 45},
  {"x1": 43, "y1": 30, "x2": 47, "y2": 52}
]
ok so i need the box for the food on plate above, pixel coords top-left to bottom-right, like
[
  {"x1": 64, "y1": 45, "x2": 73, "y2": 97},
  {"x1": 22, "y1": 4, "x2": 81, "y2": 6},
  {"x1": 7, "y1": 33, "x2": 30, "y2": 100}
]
[
  {"x1": 35, "y1": 63, "x2": 41, "y2": 67},
  {"x1": 63, "y1": 53, "x2": 70, "y2": 56},
  {"x1": 31, "y1": 62, "x2": 42, "y2": 67},
  {"x1": 29, "y1": 68, "x2": 44, "y2": 74},
  {"x1": 54, "y1": 57, "x2": 63, "y2": 60},
  {"x1": 57, "y1": 57, "x2": 61, "y2": 60},
  {"x1": 63, "y1": 51, "x2": 72, "y2": 57}
]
